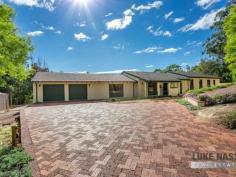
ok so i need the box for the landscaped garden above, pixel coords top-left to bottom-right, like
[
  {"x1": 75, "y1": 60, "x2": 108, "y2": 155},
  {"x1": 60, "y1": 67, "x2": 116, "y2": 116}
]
[{"x1": 179, "y1": 84, "x2": 236, "y2": 130}]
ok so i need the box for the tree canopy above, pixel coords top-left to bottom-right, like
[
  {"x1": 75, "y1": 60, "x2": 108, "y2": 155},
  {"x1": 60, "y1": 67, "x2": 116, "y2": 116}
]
[
  {"x1": 0, "y1": 4, "x2": 32, "y2": 87},
  {"x1": 224, "y1": 5, "x2": 236, "y2": 81},
  {"x1": 154, "y1": 64, "x2": 184, "y2": 72},
  {"x1": 200, "y1": 2, "x2": 236, "y2": 82}
]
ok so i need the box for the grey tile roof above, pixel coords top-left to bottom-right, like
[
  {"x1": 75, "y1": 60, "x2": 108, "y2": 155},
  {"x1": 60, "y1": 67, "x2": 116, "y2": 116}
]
[
  {"x1": 123, "y1": 71, "x2": 181, "y2": 82},
  {"x1": 32, "y1": 72, "x2": 135, "y2": 82},
  {"x1": 168, "y1": 71, "x2": 220, "y2": 79},
  {"x1": 165, "y1": 72, "x2": 190, "y2": 80}
]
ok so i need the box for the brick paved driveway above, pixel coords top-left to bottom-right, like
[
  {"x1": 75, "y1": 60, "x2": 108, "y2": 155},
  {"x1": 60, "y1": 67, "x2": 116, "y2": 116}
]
[{"x1": 23, "y1": 100, "x2": 236, "y2": 177}]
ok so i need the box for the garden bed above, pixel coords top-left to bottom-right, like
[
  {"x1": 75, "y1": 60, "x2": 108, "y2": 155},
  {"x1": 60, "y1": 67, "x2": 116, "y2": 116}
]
[
  {"x1": 184, "y1": 84, "x2": 236, "y2": 107},
  {"x1": 197, "y1": 103, "x2": 236, "y2": 130},
  {"x1": 0, "y1": 146, "x2": 32, "y2": 177}
]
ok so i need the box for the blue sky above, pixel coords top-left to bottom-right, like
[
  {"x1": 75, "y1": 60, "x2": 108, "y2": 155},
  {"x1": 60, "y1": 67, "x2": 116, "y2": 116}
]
[{"x1": 2, "y1": 0, "x2": 227, "y2": 73}]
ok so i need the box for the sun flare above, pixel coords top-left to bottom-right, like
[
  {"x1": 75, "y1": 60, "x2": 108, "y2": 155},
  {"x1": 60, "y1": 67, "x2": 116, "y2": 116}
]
[{"x1": 72, "y1": 0, "x2": 91, "y2": 6}]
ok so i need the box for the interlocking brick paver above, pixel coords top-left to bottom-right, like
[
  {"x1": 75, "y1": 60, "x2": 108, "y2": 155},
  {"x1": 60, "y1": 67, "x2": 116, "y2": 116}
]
[{"x1": 24, "y1": 100, "x2": 236, "y2": 177}]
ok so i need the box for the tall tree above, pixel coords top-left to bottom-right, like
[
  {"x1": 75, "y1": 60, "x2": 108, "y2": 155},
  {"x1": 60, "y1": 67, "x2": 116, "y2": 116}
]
[
  {"x1": 191, "y1": 59, "x2": 221, "y2": 75},
  {"x1": 224, "y1": 5, "x2": 236, "y2": 81},
  {"x1": 164, "y1": 64, "x2": 183, "y2": 72},
  {"x1": 154, "y1": 64, "x2": 183, "y2": 72},
  {"x1": 0, "y1": 4, "x2": 32, "y2": 87},
  {"x1": 202, "y1": 1, "x2": 236, "y2": 82},
  {"x1": 0, "y1": 4, "x2": 32, "y2": 104}
]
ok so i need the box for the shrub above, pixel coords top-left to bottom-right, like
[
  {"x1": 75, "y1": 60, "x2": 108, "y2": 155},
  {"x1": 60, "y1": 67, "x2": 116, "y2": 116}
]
[
  {"x1": 198, "y1": 95, "x2": 216, "y2": 106},
  {"x1": 220, "y1": 111, "x2": 236, "y2": 129},
  {"x1": 198, "y1": 93, "x2": 236, "y2": 106},
  {"x1": 214, "y1": 95, "x2": 227, "y2": 104},
  {"x1": 225, "y1": 93, "x2": 236, "y2": 103},
  {"x1": 0, "y1": 147, "x2": 32, "y2": 177}
]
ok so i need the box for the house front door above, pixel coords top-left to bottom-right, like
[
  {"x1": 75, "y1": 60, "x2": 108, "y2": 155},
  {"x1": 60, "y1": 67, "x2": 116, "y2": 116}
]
[{"x1": 163, "y1": 83, "x2": 169, "y2": 96}]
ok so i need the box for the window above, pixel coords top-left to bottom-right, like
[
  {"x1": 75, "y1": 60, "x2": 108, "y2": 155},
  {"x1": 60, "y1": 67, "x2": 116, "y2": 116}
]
[
  {"x1": 170, "y1": 82, "x2": 178, "y2": 88},
  {"x1": 199, "y1": 80, "x2": 203, "y2": 88},
  {"x1": 213, "y1": 80, "x2": 216, "y2": 86},
  {"x1": 109, "y1": 84, "x2": 123, "y2": 98},
  {"x1": 148, "y1": 82, "x2": 157, "y2": 96},
  {"x1": 207, "y1": 80, "x2": 211, "y2": 87}
]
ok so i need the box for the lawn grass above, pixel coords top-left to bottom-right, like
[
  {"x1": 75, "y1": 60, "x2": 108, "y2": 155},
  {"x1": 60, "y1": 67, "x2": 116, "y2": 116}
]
[
  {"x1": 187, "y1": 83, "x2": 233, "y2": 95},
  {"x1": 176, "y1": 99, "x2": 201, "y2": 111}
]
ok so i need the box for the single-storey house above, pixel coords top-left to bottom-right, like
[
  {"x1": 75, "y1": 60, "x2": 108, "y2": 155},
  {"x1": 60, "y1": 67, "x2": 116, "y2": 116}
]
[{"x1": 32, "y1": 71, "x2": 220, "y2": 103}]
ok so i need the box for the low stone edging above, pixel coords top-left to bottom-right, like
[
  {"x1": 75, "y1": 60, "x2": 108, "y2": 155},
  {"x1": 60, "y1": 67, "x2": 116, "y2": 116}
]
[{"x1": 184, "y1": 96, "x2": 204, "y2": 107}]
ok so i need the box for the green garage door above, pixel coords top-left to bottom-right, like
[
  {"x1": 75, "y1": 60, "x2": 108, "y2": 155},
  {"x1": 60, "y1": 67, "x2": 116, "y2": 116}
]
[
  {"x1": 69, "y1": 84, "x2": 87, "y2": 100},
  {"x1": 43, "y1": 85, "x2": 64, "y2": 102}
]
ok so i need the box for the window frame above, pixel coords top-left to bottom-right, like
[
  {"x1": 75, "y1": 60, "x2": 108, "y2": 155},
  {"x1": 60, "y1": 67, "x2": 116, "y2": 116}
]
[{"x1": 109, "y1": 84, "x2": 124, "y2": 98}]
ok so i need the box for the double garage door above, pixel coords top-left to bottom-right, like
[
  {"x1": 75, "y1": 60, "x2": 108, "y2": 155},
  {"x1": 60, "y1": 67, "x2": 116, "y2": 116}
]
[{"x1": 43, "y1": 84, "x2": 87, "y2": 102}]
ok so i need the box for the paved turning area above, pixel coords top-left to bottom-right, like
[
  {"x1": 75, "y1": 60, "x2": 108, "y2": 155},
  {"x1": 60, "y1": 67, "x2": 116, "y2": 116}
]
[{"x1": 23, "y1": 100, "x2": 236, "y2": 177}]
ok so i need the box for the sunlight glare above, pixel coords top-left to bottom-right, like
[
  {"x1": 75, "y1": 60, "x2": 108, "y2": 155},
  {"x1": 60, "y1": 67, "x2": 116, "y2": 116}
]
[{"x1": 72, "y1": 0, "x2": 91, "y2": 7}]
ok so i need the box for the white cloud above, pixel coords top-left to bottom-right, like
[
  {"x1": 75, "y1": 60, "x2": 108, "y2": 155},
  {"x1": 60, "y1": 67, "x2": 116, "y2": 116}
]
[
  {"x1": 196, "y1": 0, "x2": 221, "y2": 9},
  {"x1": 74, "y1": 33, "x2": 90, "y2": 41},
  {"x1": 179, "y1": 8, "x2": 224, "y2": 32},
  {"x1": 145, "y1": 65, "x2": 154, "y2": 68},
  {"x1": 106, "y1": 9, "x2": 134, "y2": 30},
  {"x1": 74, "y1": 22, "x2": 87, "y2": 27},
  {"x1": 55, "y1": 30, "x2": 62, "y2": 34},
  {"x1": 106, "y1": 1, "x2": 163, "y2": 30},
  {"x1": 113, "y1": 43, "x2": 125, "y2": 50},
  {"x1": 95, "y1": 69, "x2": 137, "y2": 74},
  {"x1": 157, "y1": 48, "x2": 181, "y2": 53},
  {"x1": 123, "y1": 9, "x2": 135, "y2": 16},
  {"x1": 101, "y1": 34, "x2": 109, "y2": 40},
  {"x1": 105, "y1": 12, "x2": 113, "y2": 17},
  {"x1": 184, "y1": 51, "x2": 191, "y2": 56},
  {"x1": 173, "y1": 18, "x2": 185, "y2": 23},
  {"x1": 67, "y1": 47, "x2": 73, "y2": 51},
  {"x1": 8, "y1": 0, "x2": 55, "y2": 11},
  {"x1": 186, "y1": 40, "x2": 202, "y2": 46},
  {"x1": 164, "y1": 11, "x2": 174, "y2": 19},
  {"x1": 147, "y1": 26, "x2": 172, "y2": 37},
  {"x1": 46, "y1": 26, "x2": 54, "y2": 30},
  {"x1": 79, "y1": 23, "x2": 86, "y2": 27},
  {"x1": 134, "y1": 47, "x2": 160, "y2": 54},
  {"x1": 27, "y1": 30, "x2": 43, "y2": 37},
  {"x1": 155, "y1": 30, "x2": 172, "y2": 37},
  {"x1": 131, "y1": 1, "x2": 163, "y2": 12},
  {"x1": 147, "y1": 26, "x2": 153, "y2": 31}
]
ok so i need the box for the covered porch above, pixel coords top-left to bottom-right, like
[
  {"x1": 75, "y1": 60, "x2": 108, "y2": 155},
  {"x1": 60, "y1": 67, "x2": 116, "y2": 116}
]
[{"x1": 147, "y1": 81, "x2": 180, "y2": 97}]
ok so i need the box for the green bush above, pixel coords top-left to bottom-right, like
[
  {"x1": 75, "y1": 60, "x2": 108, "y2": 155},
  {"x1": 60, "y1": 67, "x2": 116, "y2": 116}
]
[
  {"x1": 187, "y1": 84, "x2": 232, "y2": 95},
  {"x1": 0, "y1": 147, "x2": 32, "y2": 177},
  {"x1": 176, "y1": 99, "x2": 200, "y2": 111},
  {"x1": 198, "y1": 95, "x2": 216, "y2": 106},
  {"x1": 198, "y1": 93, "x2": 236, "y2": 106},
  {"x1": 220, "y1": 111, "x2": 236, "y2": 129}
]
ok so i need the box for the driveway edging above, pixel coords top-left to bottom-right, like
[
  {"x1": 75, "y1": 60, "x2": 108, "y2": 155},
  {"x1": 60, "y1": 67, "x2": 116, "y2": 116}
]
[{"x1": 20, "y1": 109, "x2": 41, "y2": 177}]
